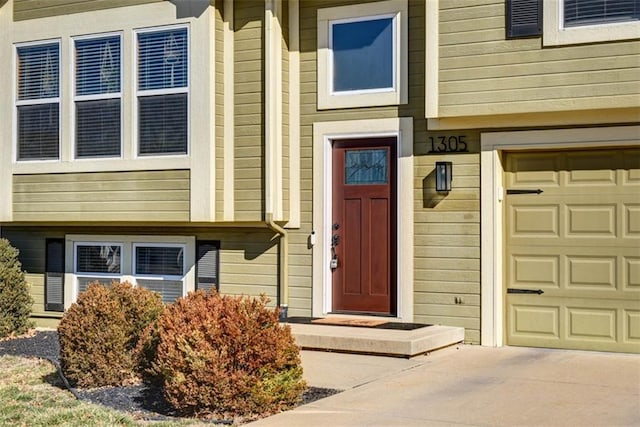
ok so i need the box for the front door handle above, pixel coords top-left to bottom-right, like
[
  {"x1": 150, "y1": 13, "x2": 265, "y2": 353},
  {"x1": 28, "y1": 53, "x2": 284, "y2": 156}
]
[{"x1": 507, "y1": 288, "x2": 544, "y2": 295}]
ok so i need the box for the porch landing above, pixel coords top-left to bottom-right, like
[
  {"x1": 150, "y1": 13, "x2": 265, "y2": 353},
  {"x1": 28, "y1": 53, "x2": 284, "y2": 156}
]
[{"x1": 283, "y1": 319, "x2": 464, "y2": 358}]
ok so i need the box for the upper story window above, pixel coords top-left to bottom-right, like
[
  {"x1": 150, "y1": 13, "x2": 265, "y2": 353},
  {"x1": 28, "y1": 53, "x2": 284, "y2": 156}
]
[
  {"x1": 74, "y1": 35, "x2": 122, "y2": 159},
  {"x1": 136, "y1": 27, "x2": 188, "y2": 156},
  {"x1": 16, "y1": 42, "x2": 60, "y2": 161},
  {"x1": 317, "y1": 0, "x2": 407, "y2": 110},
  {"x1": 543, "y1": 0, "x2": 640, "y2": 45},
  {"x1": 331, "y1": 16, "x2": 394, "y2": 93}
]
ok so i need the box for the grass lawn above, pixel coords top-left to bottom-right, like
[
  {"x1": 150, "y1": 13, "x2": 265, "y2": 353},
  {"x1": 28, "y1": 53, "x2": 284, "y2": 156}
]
[{"x1": 0, "y1": 355, "x2": 210, "y2": 427}]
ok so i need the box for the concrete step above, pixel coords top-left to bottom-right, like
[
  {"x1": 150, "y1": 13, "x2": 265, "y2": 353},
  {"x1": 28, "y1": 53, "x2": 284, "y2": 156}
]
[{"x1": 285, "y1": 321, "x2": 464, "y2": 358}]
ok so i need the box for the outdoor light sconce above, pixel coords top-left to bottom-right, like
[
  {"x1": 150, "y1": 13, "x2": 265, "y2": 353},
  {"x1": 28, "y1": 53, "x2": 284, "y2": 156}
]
[{"x1": 435, "y1": 161, "x2": 452, "y2": 192}]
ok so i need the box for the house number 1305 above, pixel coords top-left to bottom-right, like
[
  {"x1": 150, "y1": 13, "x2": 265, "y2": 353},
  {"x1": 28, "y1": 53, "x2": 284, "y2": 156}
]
[{"x1": 428, "y1": 135, "x2": 468, "y2": 153}]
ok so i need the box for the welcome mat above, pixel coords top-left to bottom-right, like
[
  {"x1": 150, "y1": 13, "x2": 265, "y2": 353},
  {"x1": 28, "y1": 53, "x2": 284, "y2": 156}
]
[
  {"x1": 284, "y1": 316, "x2": 432, "y2": 331},
  {"x1": 311, "y1": 317, "x2": 389, "y2": 327}
]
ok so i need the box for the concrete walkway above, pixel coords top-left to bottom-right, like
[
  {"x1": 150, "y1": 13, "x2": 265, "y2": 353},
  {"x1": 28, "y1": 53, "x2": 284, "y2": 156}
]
[{"x1": 248, "y1": 345, "x2": 640, "y2": 426}]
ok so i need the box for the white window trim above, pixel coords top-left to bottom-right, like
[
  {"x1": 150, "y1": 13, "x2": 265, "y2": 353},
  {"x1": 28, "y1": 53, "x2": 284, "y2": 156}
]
[
  {"x1": 312, "y1": 117, "x2": 414, "y2": 321},
  {"x1": 479, "y1": 125, "x2": 640, "y2": 347},
  {"x1": 317, "y1": 0, "x2": 407, "y2": 110},
  {"x1": 543, "y1": 0, "x2": 640, "y2": 46},
  {"x1": 65, "y1": 234, "x2": 195, "y2": 307},
  {"x1": 13, "y1": 39, "x2": 62, "y2": 164},
  {"x1": 133, "y1": 24, "x2": 190, "y2": 159},
  {"x1": 72, "y1": 32, "x2": 124, "y2": 160}
]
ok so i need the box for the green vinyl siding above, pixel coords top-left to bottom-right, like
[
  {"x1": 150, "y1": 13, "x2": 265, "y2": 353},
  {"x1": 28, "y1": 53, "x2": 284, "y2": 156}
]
[
  {"x1": 215, "y1": 0, "x2": 225, "y2": 220},
  {"x1": 2, "y1": 225, "x2": 284, "y2": 327},
  {"x1": 297, "y1": 0, "x2": 480, "y2": 341},
  {"x1": 13, "y1": 170, "x2": 190, "y2": 222},
  {"x1": 439, "y1": 0, "x2": 640, "y2": 117},
  {"x1": 234, "y1": 1, "x2": 264, "y2": 221},
  {"x1": 13, "y1": 0, "x2": 162, "y2": 21}
]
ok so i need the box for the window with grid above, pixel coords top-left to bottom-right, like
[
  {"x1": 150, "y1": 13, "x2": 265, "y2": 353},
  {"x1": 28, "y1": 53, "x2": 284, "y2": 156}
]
[
  {"x1": 74, "y1": 243, "x2": 123, "y2": 294},
  {"x1": 74, "y1": 35, "x2": 122, "y2": 158},
  {"x1": 16, "y1": 42, "x2": 60, "y2": 161},
  {"x1": 136, "y1": 27, "x2": 188, "y2": 156},
  {"x1": 564, "y1": 0, "x2": 639, "y2": 27}
]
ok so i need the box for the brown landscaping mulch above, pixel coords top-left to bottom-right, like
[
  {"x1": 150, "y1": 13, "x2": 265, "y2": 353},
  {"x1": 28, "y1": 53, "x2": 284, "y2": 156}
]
[{"x1": 0, "y1": 330, "x2": 340, "y2": 424}]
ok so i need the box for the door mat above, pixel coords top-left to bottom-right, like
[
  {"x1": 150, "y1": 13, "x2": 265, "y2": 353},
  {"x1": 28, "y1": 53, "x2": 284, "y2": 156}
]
[
  {"x1": 283, "y1": 316, "x2": 432, "y2": 331},
  {"x1": 311, "y1": 317, "x2": 389, "y2": 327}
]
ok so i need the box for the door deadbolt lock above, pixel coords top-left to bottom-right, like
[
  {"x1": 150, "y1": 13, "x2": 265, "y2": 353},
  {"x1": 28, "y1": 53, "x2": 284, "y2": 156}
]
[{"x1": 332, "y1": 234, "x2": 340, "y2": 246}]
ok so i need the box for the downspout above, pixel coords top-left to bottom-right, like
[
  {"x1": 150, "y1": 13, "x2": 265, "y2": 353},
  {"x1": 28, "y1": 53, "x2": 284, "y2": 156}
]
[
  {"x1": 265, "y1": 0, "x2": 288, "y2": 318},
  {"x1": 265, "y1": 214, "x2": 288, "y2": 319}
]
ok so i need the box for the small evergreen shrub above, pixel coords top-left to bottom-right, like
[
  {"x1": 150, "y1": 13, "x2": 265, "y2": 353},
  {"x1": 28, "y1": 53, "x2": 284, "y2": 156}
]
[
  {"x1": 58, "y1": 281, "x2": 165, "y2": 387},
  {"x1": 0, "y1": 238, "x2": 33, "y2": 338},
  {"x1": 147, "y1": 291, "x2": 306, "y2": 420}
]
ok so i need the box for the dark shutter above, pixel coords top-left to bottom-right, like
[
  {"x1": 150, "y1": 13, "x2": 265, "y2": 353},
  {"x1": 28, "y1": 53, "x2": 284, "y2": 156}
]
[
  {"x1": 506, "y1": 0, "x2": 543, "y2": 38},
  {"x1": 45, "y1": 238, "x2": 64, "y2": 312},
  {"x1": 196, "y1": 241, "x2": 219, "y2": 292}
]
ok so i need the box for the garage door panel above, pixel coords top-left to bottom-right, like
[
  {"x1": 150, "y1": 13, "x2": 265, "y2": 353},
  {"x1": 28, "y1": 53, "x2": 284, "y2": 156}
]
[
  {"x1": 567, "y1": 204, "x2": 616, "y2": 237},
  {"x1": 510, "y1": 205, "x2": 559, "y2": 236},
  {"x1": 625, "y1": 205, "x2": 640, "y2": 237},
  {"x1": 567, "y1": 256, "x2": 616, "y2": 290},
  {"x1": 625, "y1": 310, "x2": 640, "y2": 343},
  {"x1": 567, "y1": 307, "x2": 616, "y2": 342},
  {"x1": 506, "y1": 154, "x2": 560, "y2": 187},
  {"x1": 510, "y1": 255, "x2": 559, "y2": 289},
  {"x1": 626, "y1": 258, "x2": 640, "y2": 290},
  {"x1": 510, "y1": 304, "x2": 560, "y2": 339},
  {"x1": 506, "y1": 148, "x2": 640, "y2": 353}
]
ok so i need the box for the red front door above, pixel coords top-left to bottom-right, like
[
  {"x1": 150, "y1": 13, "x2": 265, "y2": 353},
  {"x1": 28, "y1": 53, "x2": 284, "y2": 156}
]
[{"x1": 331, "y1": 137, "x2": 396, "y2": 315}]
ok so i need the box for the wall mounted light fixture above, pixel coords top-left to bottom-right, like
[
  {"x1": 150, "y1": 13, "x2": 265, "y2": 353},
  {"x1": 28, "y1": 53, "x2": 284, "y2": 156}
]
[{"x1": 435, "y1": 161, "x2": 452, "y2": 192}]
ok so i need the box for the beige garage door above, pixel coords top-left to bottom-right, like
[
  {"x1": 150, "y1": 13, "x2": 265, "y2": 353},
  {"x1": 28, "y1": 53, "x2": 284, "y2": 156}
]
[{"x1": 505, "y1": 148, "x2": 640, "y2": 353}]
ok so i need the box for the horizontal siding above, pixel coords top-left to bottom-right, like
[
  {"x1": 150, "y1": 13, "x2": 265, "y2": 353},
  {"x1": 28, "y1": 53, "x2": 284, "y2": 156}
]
[
  {"x1": 13, "y1": 0, "x2": 162, "y2": 20},
  {"x1": 3, "y1": 226, "x2": 284, "y2": 316},
  {"x1": 234, "y1": 1, "x2": 264, "y2": 221},
  {"x1": 215, "y1": 0, "x2": 225, "y2": 220},
  {"x1": 413, "y1": 131, "x2": 481, "y2": 343},
  {"x1": 13, "y1": 170, "x2": 190, "y2": 222},
  {"x1": 439, "y1": 0, "x2": 640, "y2": 116}
]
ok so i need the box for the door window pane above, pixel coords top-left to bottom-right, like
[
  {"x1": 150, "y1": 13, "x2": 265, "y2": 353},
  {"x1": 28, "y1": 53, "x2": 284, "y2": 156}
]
[
  {"x1": 345, "y1": 149, "x2": 388, "y2": 185},
  {"x1": 332, "y1": 17, "x2": 393, "y2": 92}
]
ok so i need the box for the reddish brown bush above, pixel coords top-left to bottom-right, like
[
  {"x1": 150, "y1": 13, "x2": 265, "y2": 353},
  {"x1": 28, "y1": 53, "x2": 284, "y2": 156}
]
[
  {"x1": 58, "y1": 281, "x2": 165, "y2": 387},
  {"x1": 147, "y1": 291, "x2": 306, "y2": 420}
]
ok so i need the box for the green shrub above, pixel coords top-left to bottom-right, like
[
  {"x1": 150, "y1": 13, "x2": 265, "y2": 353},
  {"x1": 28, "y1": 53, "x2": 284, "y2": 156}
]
[
  {"x1": 0, "y1": 238, "x2": 33, "y2": 338},
  {"x1": 58, "y1": 281, "x2": 165, "y2": 387},
  {"x1": 146, "y1": 291, "x2": 306, "y2": 420}
]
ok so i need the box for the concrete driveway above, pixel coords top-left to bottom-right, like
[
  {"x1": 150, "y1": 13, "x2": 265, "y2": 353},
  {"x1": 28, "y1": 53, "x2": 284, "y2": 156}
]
[{"x1": 248, "y1": 345, "x2": 640, "y2": 426}]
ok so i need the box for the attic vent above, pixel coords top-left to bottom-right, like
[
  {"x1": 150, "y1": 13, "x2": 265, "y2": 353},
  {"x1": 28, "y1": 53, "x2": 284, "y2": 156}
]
[{"x1": 507, "y1": 0, "x2": 543, "y2": 38}]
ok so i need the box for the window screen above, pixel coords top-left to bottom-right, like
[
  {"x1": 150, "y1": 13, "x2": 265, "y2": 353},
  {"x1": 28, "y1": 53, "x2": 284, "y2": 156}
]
[
  {"x1": 16, "y1": 43, "x2": 60, "y2": 160},
  {"x1": 75, "y1": 36, "x2": 121, "y2": 158},
  {"x1": 137, "y1": 28, "x2": 188, "y2": 156},
  {"x1": 564, "y1": 0, "x2": 640, "y2": 27},
  {"x1": 331, "y1": 17, "x2": 394, "y2": 92}
]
